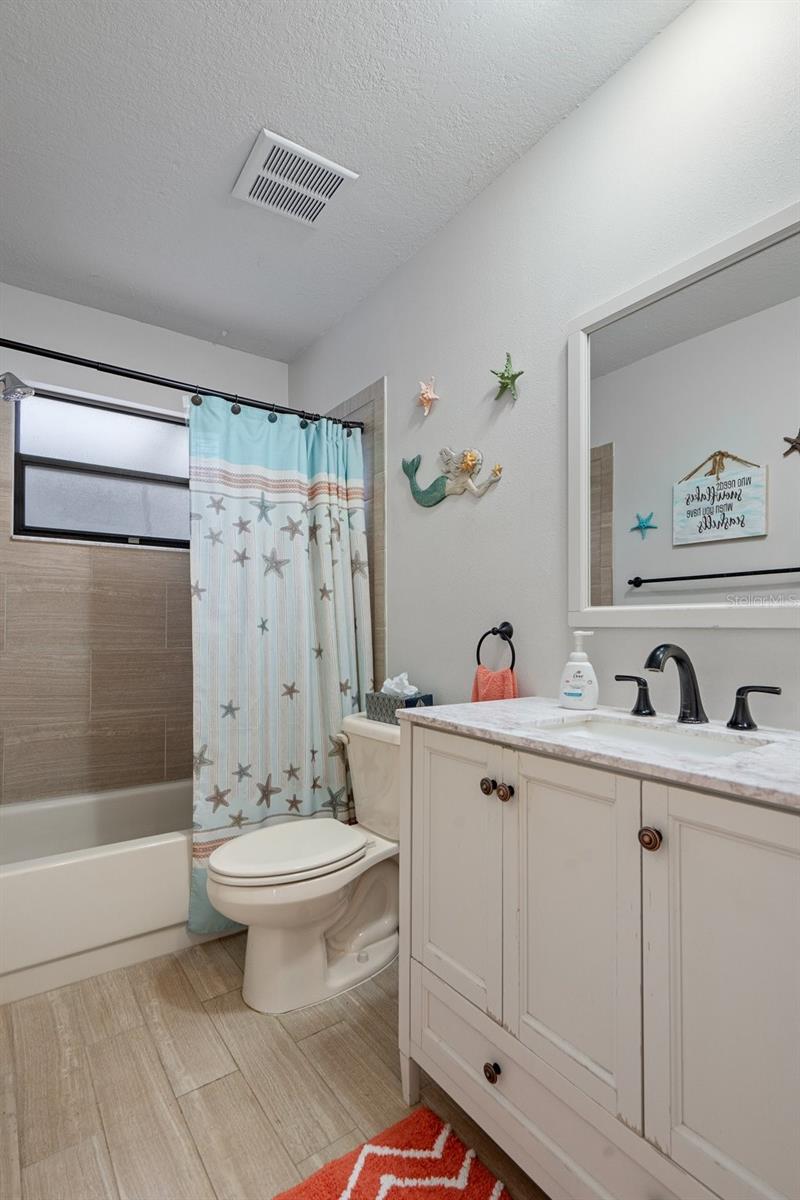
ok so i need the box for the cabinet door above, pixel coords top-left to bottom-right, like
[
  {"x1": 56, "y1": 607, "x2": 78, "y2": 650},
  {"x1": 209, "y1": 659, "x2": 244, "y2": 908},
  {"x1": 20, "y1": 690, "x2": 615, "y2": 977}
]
[
  {"x1": 643, "y1": 783, "x2": 800, "y2": 1200},
  {"x1": 411, "y1": 727, "x2": 505, "y2": 1019},
  {"x1": 504, "y1": 751, "x2": 642, "y2": 1129}
]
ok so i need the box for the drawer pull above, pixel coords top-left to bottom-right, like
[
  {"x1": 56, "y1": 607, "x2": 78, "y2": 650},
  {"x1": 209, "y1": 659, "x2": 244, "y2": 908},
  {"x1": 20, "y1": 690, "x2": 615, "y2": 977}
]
[
  {"x1": 480, "y1": 777, "x2": 497, "y2": 796},
  {"x1": 496, "y1": 783, "x2": 515, "y2": 803},
  {"x1": 638, "y1": 827, "x2": 663, "y2": 852},
  {"x1": 482, "y1": 1061, "x2": 502, "y2": 1085}
]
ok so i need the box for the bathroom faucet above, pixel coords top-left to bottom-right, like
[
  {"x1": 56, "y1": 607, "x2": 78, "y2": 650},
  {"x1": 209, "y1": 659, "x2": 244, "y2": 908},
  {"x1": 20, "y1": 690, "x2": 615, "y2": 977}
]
[{"x1": 644, "y1": 643, "x2": 708, "y2": 724}]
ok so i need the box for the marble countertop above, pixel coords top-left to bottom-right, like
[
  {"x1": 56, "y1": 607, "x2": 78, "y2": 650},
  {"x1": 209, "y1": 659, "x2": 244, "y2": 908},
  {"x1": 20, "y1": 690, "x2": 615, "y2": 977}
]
[{"x1": 398, "y1": 696, "x2": 800, "y2": 810}]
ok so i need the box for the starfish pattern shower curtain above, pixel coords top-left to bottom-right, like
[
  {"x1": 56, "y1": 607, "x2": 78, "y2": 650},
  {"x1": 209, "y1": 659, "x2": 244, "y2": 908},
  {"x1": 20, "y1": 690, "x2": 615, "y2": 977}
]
[{"x1": 188, "y1": 395, "x2": 373, "y2": 933}]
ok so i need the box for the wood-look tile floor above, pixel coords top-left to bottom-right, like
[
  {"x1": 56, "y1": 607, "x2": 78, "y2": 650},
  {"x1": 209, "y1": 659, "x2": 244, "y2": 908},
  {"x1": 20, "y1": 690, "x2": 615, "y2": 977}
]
[{"x1": 0, "y1": 939, "x2": 549, "y2": 1200}]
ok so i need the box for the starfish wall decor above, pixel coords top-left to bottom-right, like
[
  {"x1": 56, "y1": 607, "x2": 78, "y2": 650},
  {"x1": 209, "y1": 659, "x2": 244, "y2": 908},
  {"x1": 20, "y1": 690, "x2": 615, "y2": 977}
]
[
  {"x1": 783, "y1": 426, "x2": 800, "y2": 458},
  {"x1": 630, "y1": 512, "x2": 658, "y2": 540},
  {"x1": 417, "y1": 377, "x2": 439, "y2": 417},
  {"x1": 491, "y1": 352, "x2": 523, "y2": 401}
]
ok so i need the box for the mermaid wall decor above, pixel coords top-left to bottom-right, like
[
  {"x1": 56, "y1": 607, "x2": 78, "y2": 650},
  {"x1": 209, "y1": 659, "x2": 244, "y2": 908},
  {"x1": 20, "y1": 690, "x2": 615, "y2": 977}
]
[{"x1": 402, "y1": 447, "x2": 503, "y2": 508}]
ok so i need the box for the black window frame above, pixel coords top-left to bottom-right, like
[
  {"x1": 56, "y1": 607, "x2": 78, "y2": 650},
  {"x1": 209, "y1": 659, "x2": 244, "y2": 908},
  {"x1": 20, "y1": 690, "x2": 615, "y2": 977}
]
[{"x1": 13, "y1": 391, "x2": 190, "y2": 550}]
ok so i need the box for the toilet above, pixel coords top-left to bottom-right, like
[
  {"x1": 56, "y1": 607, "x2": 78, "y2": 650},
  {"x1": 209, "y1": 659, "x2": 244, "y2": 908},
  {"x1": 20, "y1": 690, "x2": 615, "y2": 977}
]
[{"x1": 207, "y1": 714, "x2": 400, "y2": 1014}]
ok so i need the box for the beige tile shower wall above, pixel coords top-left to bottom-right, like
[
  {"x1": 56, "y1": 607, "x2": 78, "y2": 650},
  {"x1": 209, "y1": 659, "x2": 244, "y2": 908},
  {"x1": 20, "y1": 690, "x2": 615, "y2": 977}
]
[
  {"x1": 327, "y1": 379, "x2": 387, "y2": 689},
  {"x1": 0, "y1": 404, "x2": 192, "y2": 803},
  {"x1": 590, "y1": 443, "x2": 613, "y2": 608}
]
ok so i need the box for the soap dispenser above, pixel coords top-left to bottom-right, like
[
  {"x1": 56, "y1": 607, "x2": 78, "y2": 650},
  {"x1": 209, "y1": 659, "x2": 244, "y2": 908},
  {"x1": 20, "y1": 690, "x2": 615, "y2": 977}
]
[{"x1": 559, "y1": 630, "x2": 598, "y2": 710}]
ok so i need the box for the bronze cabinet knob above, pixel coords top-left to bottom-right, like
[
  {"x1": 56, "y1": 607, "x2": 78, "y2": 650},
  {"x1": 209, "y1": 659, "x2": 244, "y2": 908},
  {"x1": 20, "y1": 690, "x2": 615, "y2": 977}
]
[
  {"x1": 480, "y1": 777, "x2": 497, "y2": 796},
  {"x1": 638, "y1": 827, "x2": 663, "y2": 852},
  {"x1": 496, "y1": 783, "x2": 515, "y2": 803},
  {"x1": 483, "y1": 1061, "x2": 502, "y2": 1085}
]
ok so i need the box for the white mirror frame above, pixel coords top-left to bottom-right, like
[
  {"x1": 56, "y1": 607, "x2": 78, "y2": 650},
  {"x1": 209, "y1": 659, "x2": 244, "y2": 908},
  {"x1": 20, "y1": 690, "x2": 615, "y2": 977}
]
[{"x1": 568, "y1": 203, "x2": 800, "y2": 630}]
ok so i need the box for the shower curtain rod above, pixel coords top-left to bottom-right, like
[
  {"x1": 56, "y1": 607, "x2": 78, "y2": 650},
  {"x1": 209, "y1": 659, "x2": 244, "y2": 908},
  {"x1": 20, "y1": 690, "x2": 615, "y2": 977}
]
[{"x1": 0, "y1": 338, "x2": 364, "y2": 430}]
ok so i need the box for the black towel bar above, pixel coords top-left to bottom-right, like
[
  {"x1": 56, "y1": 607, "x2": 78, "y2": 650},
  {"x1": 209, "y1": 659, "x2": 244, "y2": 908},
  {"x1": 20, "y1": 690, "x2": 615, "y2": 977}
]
[{"x1": 628, "y1": 566, "x2": 800, "y2": 588}]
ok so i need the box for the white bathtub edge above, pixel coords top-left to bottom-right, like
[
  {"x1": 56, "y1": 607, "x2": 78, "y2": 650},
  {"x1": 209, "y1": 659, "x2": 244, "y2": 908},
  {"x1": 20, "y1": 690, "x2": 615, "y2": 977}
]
[
  {"x1": 0, "y1": 829, "x2": 191, "y2": 876},
  {"x1": 0, "y1": 923, "x2": 225, "y2": 1004},
  {"x1": 0, "y1": 779, "x2": 192, "y2": 865},
  {"x1": 0, "y1": 829, "x2": 194, "y2": 975}
]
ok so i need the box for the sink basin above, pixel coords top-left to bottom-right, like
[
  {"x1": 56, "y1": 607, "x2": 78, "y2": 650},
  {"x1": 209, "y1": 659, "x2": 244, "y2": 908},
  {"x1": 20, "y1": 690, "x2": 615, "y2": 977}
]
[{"x1": 539, "y1": 716, "x2": 768, "y2": 760}]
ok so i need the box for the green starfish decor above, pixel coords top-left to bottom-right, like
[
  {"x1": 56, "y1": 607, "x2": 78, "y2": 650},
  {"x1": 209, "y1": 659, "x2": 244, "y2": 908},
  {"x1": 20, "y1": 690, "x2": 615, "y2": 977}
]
[
  {"x1": 630, "y1": 512, "x2": 658, "y2": 540},
  {"x1": 491, "y1": 352, "x2": 524, "y2": 401}
]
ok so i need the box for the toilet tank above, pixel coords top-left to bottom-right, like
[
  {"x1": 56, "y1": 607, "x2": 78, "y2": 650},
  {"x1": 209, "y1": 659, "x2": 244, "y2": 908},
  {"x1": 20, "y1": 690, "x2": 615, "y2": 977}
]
[{"x1": 341, "y1": 714, "x2": 401, "y2": 842}]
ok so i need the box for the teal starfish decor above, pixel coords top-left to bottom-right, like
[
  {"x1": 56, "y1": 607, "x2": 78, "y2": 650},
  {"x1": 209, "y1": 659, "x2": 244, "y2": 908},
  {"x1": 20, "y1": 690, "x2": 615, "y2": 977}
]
[
  {"x1": 630, "y1": 512, "x2": 658, "y2": 539},
  {"x1": 491, "y1": 352, "x2": 524, "y2": 401}
]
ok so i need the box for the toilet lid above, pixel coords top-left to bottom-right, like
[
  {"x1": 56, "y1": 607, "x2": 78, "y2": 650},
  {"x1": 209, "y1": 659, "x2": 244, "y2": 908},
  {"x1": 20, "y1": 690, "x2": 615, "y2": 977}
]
[{"x1": 208, "y1": 818, "x2": 368, "y2": 881}]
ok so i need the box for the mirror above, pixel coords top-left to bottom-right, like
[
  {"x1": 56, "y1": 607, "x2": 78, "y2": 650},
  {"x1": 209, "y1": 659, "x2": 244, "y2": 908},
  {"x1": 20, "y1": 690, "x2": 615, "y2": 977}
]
[{"x1": 568, "y1": 208, "x2": 800, "y2": 628}]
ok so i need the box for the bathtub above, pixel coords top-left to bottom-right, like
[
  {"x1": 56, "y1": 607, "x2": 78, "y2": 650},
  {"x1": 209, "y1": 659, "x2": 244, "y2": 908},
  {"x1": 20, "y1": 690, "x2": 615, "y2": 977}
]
[{"x1": 0, "y1": 779, "x2": 217, "y2": 1003}]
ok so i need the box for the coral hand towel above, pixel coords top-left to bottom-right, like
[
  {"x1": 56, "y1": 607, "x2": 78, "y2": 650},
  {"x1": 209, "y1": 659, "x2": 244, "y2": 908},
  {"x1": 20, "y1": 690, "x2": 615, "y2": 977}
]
[{"x1": 471, "y1": 665, "x2": 519, "y2": 702}]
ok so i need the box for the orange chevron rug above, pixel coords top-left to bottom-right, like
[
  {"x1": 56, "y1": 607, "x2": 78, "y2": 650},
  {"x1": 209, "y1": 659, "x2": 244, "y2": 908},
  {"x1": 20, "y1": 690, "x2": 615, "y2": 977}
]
[{"x1": 276, "y1": 1108, "x2": 512, "y2": 1200}]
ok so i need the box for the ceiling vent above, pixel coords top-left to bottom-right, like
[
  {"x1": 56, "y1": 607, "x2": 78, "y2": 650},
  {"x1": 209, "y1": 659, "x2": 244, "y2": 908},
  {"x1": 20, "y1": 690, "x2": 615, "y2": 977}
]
[{"x1": 232, "y1": 129, "x2": 358, "y2": 226}]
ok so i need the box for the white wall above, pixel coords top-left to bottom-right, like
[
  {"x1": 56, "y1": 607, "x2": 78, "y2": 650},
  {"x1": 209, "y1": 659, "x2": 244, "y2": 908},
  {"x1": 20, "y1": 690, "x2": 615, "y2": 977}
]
[
  {"x1": 0, "y1": 283, "x2": 287, "y2": 415},
  {"x1": 290, "y1": 0, "x2": 800, "y2": 729},
  {"x1": 591, "y1": 298, "x2": 800, "y2": 605}
]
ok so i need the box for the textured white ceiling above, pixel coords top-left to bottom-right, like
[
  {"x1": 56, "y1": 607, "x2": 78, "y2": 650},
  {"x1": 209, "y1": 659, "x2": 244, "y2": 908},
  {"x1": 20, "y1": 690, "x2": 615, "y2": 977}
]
[{"x1": 1, "y1": 0, "x2": 691, "y2": 362}]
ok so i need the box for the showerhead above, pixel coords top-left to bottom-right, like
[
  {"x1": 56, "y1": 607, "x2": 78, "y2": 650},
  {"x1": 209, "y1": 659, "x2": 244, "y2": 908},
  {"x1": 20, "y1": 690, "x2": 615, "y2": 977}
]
[{"x1": 0, "y1": 372, "x2": 34, "y2": 401}]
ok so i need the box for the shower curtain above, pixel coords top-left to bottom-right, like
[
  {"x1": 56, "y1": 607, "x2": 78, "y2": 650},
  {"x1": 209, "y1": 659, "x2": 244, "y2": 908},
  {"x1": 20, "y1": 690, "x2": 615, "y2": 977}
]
[{"x1": 187, "y1": 395, "x2": 373, "y2": 933}]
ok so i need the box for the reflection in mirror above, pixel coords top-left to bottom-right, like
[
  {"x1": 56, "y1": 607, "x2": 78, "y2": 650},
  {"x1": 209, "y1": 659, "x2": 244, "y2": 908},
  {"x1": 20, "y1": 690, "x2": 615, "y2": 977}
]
[{"x1": 589, "y1": 232, "x2": 800, "y2": 607}]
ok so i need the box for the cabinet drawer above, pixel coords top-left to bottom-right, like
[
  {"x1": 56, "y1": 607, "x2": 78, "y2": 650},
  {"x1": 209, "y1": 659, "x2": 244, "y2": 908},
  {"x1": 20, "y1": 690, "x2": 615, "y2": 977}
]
[{"x1": 411, "y1": 962, "x2": 694, "y2": 1200}]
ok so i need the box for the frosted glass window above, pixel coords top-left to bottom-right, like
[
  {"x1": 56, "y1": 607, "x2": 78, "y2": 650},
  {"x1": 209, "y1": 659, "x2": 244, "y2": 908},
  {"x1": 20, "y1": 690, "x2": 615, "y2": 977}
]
[
  {"x1": 18, "y1": 397, "x2": 188, "y2": 477},
  {"x1": 23, "y1": 466, "x2": 189, "y2": 542},
  {"x1": 15, "y1": 393, "x2": 189, "y2": 546}
]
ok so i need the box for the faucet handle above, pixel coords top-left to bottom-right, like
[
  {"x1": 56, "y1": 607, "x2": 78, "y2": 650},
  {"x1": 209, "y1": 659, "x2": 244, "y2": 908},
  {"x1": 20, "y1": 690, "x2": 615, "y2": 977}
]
[
  {"x1": 615, "y1": 675, "x2": 656, "y2": 717},
  {"x1": 726, "y1": 685, "x2": 782, "y2": 731}
]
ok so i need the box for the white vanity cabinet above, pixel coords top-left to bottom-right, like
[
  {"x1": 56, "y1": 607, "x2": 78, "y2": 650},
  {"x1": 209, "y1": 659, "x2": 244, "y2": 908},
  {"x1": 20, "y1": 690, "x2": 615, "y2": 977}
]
[{"x1": 401, "y1": 723, "x2": 800, "y2": 1200}]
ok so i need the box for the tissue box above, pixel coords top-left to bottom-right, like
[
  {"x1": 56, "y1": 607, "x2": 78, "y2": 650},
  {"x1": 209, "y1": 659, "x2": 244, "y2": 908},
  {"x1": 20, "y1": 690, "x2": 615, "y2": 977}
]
[{"x1": 365, "y1": 691, "x2": 434, "y2": 725}]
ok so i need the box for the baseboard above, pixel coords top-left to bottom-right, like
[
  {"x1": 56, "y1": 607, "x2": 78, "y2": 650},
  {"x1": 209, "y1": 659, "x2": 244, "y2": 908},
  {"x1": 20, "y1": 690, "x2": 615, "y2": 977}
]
[{"x1": 0, "y1": 923, "x2": 222, "y2": 1003}]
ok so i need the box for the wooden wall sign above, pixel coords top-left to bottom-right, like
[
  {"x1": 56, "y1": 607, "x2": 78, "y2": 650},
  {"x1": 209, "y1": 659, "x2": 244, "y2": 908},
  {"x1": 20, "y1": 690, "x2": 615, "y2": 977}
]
[{"x1": 673, "y1": 466, "x2": 767, "y2": 545}]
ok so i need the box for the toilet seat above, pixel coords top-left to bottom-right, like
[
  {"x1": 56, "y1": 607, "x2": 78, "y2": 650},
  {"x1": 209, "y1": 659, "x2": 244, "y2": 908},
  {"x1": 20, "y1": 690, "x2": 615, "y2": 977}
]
[{"x1": 207, "y1": 818, "x2": 368, "y2": 887}]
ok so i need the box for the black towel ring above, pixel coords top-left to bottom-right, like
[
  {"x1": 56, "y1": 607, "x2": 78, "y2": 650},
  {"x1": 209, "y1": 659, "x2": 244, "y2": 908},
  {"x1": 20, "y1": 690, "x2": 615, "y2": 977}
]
[{"x1": 476, "y1": 622, "x2": 515, "y2": 671}]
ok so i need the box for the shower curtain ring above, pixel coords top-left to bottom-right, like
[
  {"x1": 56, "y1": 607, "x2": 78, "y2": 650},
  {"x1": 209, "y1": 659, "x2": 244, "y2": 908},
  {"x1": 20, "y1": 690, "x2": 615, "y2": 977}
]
[
  {"x1": 268, "y1": 404, "x2": 278, "y2": 423},
  {"x1": 190, "y1": 391, "x2": 203, "y2": 406},
  {"x1": 231, "y1": 396, "x2": 242, "y2": 415}
]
